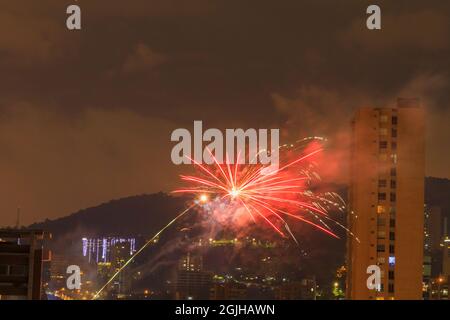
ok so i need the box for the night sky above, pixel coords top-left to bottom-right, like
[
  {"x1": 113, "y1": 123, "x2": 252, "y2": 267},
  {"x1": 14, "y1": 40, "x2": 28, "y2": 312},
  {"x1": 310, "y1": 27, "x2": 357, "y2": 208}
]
[{"x1": 0, "y1": 0, "x2": 449, "y2": 225}]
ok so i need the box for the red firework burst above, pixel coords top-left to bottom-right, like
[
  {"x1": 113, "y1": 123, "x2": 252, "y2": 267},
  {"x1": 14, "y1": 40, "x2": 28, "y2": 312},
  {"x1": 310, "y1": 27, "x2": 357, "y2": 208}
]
[{"x1": 173, "y1": 141, "x2": 345, "y2": 241}]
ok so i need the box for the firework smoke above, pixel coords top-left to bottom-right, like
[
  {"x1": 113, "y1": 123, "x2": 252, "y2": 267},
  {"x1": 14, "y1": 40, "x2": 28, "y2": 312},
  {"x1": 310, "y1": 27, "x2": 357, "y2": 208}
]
[
  {"x1": 93, "y1": 138, "x2": 353, "y2": 299},
  {"x1": 92, "y1": 204, "x2": 194, "y2": 300},
  {"x1": 173, "y1": 138, "x2": 349, "y2": 242}
]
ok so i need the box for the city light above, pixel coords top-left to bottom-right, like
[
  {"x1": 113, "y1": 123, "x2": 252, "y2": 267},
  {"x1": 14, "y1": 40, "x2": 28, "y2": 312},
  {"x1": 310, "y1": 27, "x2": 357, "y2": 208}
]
[{"x1": 0, "y1": 1, "x2": 447, "y2": 306}]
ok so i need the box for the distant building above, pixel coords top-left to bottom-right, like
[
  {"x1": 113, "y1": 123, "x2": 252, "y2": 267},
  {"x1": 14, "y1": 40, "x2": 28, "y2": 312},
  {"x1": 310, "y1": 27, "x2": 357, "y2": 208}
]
[
  {"x1": 175, "y1": 253, "x2": 212, "y2": 300},
  {"x1": 429, "y1": 276, "x2": 449, "y2": 300},
  {"x1": 441, "y1": 219, "x2": 450, "y2": 277},
  {"x1": 49, "y1": 253, "x2": 70, "y2": 290},
  {"x1": 210, "y1": 281, "x2": 247, "y2": 300},
  {"x1": 109, "y1": 242, "x2": 133, "y2": 299},
  {"x1": 347, "y1": 99, "x2": 425, "y2": 300},
  {"x1": 97, "y1": 262, "x2": 112, "y2": 283},
  {"x1": 423, "y1": 206, "x2": 443, "y2": 298},
  {"x1": 275, "y1": 279, "x2": 316, "y2": 300},
  {"x1": 178, "y1": 252, "x2": 203, "y2": 272},
  {"x1": 81, "y1": 237, "x2": 136, "y2": 264},
  {"x1": 424, "y1": 206, "x2": 442, "y2": 252},
  {"x1": 425, "y1": 220, "x2": 450, "y2": 300},
  {"x1": 49, "y1": 253, "x2": 68, "y2": 279},
  {"x1": 0, "y1": 230, "x2": 50, "y2": 300},
  {"x1": 423, "y1": 255, "x2": 432, "y2": 298}
]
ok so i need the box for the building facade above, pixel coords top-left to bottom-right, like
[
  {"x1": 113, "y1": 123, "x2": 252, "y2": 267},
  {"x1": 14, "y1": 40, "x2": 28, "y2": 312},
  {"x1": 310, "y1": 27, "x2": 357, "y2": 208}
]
[
  {"x1": 347, "y1": 99, "x2": 425, "y2": 299},
  {"x1": 174, "y1": 253, "x2": 212, "y2": 300},
  {"x1": 0, "y1": 230, "x2": 49, "y2": 300}
]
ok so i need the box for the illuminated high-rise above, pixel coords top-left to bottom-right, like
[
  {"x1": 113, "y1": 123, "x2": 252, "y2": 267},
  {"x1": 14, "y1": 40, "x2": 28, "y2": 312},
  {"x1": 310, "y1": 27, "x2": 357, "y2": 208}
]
[
  {"x1": 81, "y1": 237, "x2": 136, "y2": 264},
  {"x1": 347, "y1": 98, "x2": 425, "y2": 299}
]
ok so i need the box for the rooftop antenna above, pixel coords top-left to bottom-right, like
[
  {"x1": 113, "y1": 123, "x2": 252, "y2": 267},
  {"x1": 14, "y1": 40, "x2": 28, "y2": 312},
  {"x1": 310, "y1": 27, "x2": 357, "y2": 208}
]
[
  {"x1": 15, "y1": 207, "x2": 21, "y2": 245},
  {"x1": 15, "y1": 207, "x2": 20, "y2": 229}
]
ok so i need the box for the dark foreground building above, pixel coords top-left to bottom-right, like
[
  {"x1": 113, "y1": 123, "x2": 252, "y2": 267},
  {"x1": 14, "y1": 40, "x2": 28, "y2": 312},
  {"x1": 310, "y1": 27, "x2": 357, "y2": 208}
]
[{"x1": 0, "y1": 230, "x2": 49, "y2": 300}]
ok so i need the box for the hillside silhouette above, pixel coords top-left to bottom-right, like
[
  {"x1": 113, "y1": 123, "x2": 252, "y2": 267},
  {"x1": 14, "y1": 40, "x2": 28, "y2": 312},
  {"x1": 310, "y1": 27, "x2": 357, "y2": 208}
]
[{"x1": 29, "y1": 192, "x2": 189, "y2": 239}]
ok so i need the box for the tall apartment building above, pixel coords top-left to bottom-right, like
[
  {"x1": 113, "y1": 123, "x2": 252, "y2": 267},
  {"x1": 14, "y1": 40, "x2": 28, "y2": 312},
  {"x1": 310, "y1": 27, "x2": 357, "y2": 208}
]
[
  {"x1": 347, "y1": 98, "x2": 425, "y2": 300},
  {"x1": 109, "y1": 242, "x2": 133, "y2": 299}
]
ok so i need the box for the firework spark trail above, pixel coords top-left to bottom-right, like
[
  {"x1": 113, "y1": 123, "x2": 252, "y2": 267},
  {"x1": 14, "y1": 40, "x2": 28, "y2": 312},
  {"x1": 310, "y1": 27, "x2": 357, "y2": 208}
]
[
  {"x1": 92, "y1": 204, "x2": 195, "y2": 300},
  {"x1": 92, "y1": 138, "x2": 350, "y2": 299},
  {"x1": 173, "y1": 142, "x2": 347, "y2": 241}
]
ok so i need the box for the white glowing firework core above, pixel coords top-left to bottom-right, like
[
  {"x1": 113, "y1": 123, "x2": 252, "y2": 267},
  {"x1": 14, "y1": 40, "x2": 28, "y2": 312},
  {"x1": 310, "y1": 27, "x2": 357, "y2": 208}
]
[{"x1": 229, "y1": 188, "x2": 241, "y2": 198}]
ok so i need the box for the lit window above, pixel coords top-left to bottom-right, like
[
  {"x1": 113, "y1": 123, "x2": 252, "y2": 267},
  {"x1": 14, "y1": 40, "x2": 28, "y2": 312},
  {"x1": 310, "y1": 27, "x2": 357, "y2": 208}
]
[
  {"x1": 380, "y1": 115, "x2": 388, "y2": 123},
  {"x1": 390, "y1": 154, "x2": 397, "y2": 164},
  {"x1": 377, "y1": 205, "x2": 386, "y2": 214},
  {"x1": 380, "y1": 128, "x2": 388, "y2": 135}
]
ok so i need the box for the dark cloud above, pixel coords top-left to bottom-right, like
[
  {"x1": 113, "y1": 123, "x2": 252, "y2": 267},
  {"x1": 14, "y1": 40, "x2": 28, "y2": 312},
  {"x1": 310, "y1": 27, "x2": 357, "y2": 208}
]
[
  {"x1": 0, "y1": 0, "x2": 449, "y2": 225},
  {"x1": 121, "y1": 44, "x2": 167, "y2": 73}
]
